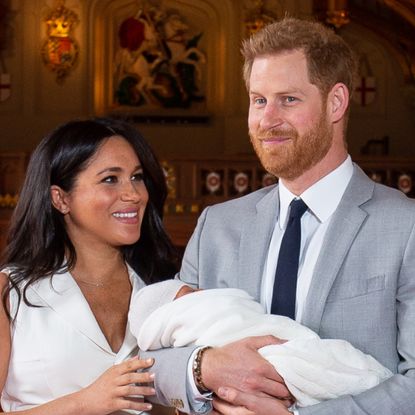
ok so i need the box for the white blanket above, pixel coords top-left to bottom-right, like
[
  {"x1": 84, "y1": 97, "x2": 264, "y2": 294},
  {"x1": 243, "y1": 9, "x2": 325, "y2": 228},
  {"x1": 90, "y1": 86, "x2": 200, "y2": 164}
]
[{"x1": 129, "y1": 281, "x2": 392, "y2": 407}]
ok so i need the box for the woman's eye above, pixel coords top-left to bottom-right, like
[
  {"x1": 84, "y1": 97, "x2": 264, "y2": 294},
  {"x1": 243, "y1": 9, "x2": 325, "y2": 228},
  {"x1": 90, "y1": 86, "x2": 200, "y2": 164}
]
[
  {"x1": 102, "y1": 176, "x2": 117, "y2": 184},
  {"x1": 131, "y1": 173, "x2": 144, "y2": 182}
]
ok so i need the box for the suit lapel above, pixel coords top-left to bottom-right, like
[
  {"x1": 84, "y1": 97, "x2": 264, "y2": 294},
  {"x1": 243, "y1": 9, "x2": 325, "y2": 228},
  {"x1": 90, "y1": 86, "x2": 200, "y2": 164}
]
[
  {"x1": 238, "y1": 185, "x2": 280, "y2": 300},
  {"x1": 301, "y1": 165, "x2": 375, "y2": 333}
]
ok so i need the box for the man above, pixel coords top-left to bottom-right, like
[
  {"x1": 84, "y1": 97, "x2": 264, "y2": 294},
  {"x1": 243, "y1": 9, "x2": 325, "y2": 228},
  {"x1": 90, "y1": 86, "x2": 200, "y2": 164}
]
[{"x1": 145, "y1": 17, "x2": 415, "y2": 415}]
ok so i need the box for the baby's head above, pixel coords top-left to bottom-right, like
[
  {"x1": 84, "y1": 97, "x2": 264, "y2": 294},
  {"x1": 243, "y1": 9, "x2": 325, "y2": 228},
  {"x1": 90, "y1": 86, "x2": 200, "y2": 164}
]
[
  {"x1": 174, "y1": 284, "x2": 198, "y2": 299},
  {"x1": 128, "y1": 279, "x2": 197, "y2": 339}
]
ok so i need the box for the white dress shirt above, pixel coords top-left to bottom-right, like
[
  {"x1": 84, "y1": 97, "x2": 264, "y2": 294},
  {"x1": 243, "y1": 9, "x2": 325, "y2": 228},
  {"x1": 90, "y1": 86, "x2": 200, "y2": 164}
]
[{"x1": 261, "y1": 155, "x2": 353, "y2": 322}]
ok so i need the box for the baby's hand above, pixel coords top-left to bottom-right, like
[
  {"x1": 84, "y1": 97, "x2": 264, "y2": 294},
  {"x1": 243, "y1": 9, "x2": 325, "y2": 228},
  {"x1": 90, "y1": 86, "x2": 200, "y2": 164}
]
[{"x1": 174, "y1": 284, "x2": 200, "y2": 299}]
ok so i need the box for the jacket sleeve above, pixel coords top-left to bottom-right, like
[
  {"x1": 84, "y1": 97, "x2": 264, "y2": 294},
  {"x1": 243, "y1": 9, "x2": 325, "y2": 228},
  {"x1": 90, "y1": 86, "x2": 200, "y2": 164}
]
[
  {"x1": 178, "y1": 207, "x2": 209, "y2": 288},
  {"x1": 298, "y1": 374, "x2": 415, "y2": 415},
  {"x1": 141, "y1": 346, "x2": 205, "y2": 413}
]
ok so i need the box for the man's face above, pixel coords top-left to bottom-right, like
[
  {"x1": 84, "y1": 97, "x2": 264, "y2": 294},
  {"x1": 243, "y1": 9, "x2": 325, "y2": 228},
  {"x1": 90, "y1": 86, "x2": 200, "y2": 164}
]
[{"x1": 248, "y1": 50, "x2": 333, "y2": 181}]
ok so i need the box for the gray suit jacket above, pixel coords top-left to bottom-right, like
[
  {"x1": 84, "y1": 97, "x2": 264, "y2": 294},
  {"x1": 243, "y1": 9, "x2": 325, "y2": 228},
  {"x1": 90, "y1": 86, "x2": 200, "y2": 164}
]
[{"x1": 148, "y1": 165, "x2": 415, "y2": 414}]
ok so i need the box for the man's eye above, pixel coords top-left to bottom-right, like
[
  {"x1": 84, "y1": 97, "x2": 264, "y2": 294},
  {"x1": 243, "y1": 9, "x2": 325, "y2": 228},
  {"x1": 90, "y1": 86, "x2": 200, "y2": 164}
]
[
  {"x1": 284, "y1": 96, "x2": 297, "y2": 103},
  {"x1": 254, "y1": 97, "x2": 266, "y2": 105}
]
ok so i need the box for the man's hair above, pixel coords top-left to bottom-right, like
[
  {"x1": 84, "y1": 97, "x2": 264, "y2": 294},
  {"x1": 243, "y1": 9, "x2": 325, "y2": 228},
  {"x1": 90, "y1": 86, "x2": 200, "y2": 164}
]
[{"x1": 241, "y1": 17, "x2": 358, "y2": 97}]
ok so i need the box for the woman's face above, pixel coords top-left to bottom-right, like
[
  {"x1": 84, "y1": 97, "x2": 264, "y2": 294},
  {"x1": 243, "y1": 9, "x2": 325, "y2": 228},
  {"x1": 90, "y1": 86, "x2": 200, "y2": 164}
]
[{"x1": 51, "y1": 136, "x2": 149, "y2": 250}]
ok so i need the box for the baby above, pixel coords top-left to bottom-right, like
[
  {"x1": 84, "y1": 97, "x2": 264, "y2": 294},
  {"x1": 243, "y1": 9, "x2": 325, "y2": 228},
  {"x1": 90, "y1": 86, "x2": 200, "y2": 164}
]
[{"x1": 129, "y1": 280, "x2": 392, "y2": 408}]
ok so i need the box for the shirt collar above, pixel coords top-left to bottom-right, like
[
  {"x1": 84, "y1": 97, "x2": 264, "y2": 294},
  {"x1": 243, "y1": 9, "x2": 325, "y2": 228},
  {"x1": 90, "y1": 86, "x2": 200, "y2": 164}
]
[{"x1": 278, "y1": 155, "x2": 354, "y2": 228}]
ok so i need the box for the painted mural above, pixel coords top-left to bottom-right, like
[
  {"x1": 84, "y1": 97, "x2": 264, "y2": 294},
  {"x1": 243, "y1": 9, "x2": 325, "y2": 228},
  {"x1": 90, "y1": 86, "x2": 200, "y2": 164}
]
[{"x1": 114, "y1": 1, "x2": 205, "y2": 109}]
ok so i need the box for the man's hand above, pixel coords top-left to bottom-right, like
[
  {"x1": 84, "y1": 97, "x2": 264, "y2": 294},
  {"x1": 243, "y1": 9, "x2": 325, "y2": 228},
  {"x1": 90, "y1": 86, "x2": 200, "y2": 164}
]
[
  {"x1": 202, "y1": 335, "x2": 291, "y2": 399},
  {"x1": 212, "y1": 387, "x2": 293, "y2": 415}
]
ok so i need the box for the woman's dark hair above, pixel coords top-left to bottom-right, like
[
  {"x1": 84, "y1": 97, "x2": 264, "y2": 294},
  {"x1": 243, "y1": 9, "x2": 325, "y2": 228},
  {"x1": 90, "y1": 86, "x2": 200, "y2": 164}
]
[{"x1": 1, "y1": 118, "x2": 178, "y2": 317}]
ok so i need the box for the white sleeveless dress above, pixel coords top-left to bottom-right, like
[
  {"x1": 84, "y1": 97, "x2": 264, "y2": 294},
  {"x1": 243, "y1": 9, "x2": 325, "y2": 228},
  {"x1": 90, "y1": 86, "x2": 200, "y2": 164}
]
[{"x1": 1, "y1": 265, "x2": 147, "y2": 414}]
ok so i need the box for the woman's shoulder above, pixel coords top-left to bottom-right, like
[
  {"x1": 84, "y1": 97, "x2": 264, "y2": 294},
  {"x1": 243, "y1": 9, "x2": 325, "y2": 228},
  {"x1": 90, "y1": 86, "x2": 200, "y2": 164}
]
[
  {"x1": 0, "y1": 271, "x2": 9, "y2": 316},
  {"x1": 0, "y1": 271, "x2": 9, "y2": 289},
  {"x1": 0, "y1": 267, "x2": 18, "y2": 289}
]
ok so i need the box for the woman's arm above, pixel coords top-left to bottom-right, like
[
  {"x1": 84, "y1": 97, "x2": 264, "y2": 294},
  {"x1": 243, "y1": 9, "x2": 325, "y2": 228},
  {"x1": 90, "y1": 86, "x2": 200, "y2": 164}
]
[
  {"x1": 0, "y1": 272, "x2": 11, "y2": 413},
  {"x1": 0, "y1": 273, "x2": 155, "y2": 415}
]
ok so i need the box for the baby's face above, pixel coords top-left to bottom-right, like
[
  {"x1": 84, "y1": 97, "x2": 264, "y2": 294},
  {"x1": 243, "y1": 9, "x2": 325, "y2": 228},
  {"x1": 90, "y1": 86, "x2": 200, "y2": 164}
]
[{"x1": 174, "y1": 285, "x2": 199, "y2": 300}]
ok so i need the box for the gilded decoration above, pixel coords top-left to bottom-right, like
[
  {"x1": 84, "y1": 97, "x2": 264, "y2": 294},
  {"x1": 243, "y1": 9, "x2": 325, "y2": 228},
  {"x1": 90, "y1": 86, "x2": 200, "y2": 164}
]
[
  {"x1": 161, "y1": 160, "x2": 177, "y2": 199},
  {"x1": 113, "y1": 0, "x2": 206, "y2": 109},
  {"x1": 244, "y1": 0, "x2": 277, "y2": 36},
  {"x1": 326, "y1": 0, "x2": 350, "y2": 29},
  {"x1": 0, "y1": 193, "x2": 18, "y2": 208},
  {"x1": 41, "y1": 0, "x2": 80, "y2": 84}
]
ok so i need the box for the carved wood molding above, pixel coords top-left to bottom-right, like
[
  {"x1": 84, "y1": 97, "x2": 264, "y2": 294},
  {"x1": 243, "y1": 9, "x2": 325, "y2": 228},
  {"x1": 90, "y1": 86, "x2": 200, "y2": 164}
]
[{"x1": 349, "y1": 0, "x2": 415, "y2": 83}]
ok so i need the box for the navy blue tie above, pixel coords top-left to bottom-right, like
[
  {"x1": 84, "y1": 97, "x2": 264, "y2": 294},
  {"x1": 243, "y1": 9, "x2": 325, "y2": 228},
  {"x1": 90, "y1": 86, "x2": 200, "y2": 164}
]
[{"x1": 271, "y1": 198, "x2": 308, "y2": 319}]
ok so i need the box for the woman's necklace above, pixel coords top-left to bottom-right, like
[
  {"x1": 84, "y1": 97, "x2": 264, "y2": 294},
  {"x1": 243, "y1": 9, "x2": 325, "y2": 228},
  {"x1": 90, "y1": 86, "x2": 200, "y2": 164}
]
[
  {"x1": 76, "y1": 278, "x2": 105, "y2": 288},
  {"x1": 72, "y1": 263, "x2": 128, "y2": 288}
]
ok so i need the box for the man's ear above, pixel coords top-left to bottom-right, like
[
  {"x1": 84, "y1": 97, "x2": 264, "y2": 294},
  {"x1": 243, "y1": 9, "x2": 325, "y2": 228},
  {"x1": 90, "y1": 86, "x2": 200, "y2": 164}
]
[
  {"x1": 50, "y1": 185, "x2": 70, "y2": 214},
  {"x1": 327, "y1": 82, "x2": 349, "y2": 123}
]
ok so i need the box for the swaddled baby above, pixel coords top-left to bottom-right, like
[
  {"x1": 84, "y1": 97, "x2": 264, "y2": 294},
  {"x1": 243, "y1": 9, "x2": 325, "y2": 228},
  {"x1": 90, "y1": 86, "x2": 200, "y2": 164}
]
[{"x1": 128, "y1": 280, "x2": 392, "y2": 408}]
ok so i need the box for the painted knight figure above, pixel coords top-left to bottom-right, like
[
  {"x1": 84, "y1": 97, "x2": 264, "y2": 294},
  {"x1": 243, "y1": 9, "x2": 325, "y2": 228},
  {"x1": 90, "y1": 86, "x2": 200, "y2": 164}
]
[{"x1": 114, "y1": 0, "x2": 206, "y2": 109}]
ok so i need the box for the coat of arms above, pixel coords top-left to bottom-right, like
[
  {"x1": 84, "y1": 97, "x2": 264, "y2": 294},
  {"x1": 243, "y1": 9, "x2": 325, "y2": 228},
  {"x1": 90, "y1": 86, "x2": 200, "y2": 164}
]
[{"x1": 41, "y1": 0, "x2": 80, "y2": 84}]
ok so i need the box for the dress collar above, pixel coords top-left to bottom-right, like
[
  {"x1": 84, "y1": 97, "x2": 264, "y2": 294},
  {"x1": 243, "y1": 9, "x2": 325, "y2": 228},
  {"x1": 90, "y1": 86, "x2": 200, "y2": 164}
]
[{"x1": 28, "y1": 263, "x2": 144, "y2": 357}]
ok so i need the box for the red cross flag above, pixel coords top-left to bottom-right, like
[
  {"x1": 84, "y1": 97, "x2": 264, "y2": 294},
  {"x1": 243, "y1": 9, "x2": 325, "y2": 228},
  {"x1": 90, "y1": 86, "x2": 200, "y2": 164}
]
[
  {"x1": 0, "y1": 73, "x2": 11, "y2": 102},
  {"x1": 353, "y1": 76, "x2": 376, "y2": 106}
]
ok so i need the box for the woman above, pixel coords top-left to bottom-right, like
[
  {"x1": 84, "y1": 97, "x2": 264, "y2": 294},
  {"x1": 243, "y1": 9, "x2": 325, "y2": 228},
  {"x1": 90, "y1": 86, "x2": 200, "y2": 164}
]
[{"x1": 0, "y1": 118, "x2": 178, "y2": 414}]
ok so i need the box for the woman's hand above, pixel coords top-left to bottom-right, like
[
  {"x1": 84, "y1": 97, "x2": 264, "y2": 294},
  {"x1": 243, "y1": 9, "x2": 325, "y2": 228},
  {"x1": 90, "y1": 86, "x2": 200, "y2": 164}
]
[{"x1": 79, "y1": 356, "x2": 156, "y2": 415}]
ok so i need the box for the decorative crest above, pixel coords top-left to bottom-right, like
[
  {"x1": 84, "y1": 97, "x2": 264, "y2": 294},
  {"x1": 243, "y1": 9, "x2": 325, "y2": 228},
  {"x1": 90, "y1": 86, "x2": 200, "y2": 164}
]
[
  {"x1": 244, "y1": 0, "x2": 276, "y2": 37},
  {"x1": 41, "y1": 0, "x2": 80, "y2": 84}
]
